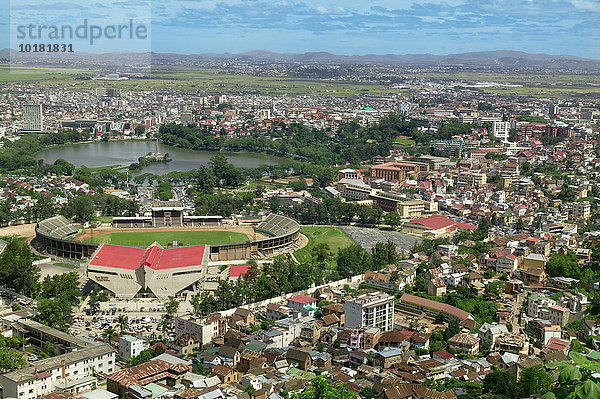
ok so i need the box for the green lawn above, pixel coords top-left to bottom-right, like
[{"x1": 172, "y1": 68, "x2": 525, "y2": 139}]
[
  {"x1": 394, "y1": 138, "x2": 416, "y2": 146},
  {"x1": 294, "y1": 226, "x2": 355, "y2": 263},
  {"x1": 83, "y1": 230, "x2": 249, "y2": 246}
]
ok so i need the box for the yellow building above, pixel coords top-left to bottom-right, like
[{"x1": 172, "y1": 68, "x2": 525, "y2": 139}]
[{"x1": 522, "y1": 253, "x2": 548, "y2": 270}]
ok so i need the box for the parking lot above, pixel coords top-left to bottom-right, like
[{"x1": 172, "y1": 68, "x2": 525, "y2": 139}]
[{"x1": 69, "y1": 310, "x2": 175, "y2": 343}]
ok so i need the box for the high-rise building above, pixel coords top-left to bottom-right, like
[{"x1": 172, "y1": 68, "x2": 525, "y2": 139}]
[
  {"x1": 492, "y1": 121, "x2": 511, "y2": 141},
  {"x1": 343, "y1": 291, "x2": 395, "y2": 331},
  {"x1": 397, "y1": 102, "x2": 411, "y2": 115},
  {"x1": 23, "y1": 104, "x2": 43, "y2": 131}
]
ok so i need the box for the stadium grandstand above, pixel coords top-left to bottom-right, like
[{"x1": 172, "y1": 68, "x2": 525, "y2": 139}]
[
  {"x1": 87, "y1": 242, "x2": 207, "y2": 298},
  {"x1": 209, "y1": 213, "x2": 301, "y2": 260},
  {"x1": 34, "y1": 216, "x2": 98, "y2": 259}
]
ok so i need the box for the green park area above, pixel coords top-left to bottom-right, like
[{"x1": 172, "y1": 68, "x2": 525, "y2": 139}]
[
  {"x1": 294, "y1": 226, "x2": 355, "y2": 264},
  {"x1": 83, "y1": 230, "x2": 248, "y2": 247}
]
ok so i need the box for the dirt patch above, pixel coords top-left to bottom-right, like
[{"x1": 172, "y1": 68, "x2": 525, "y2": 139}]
[{"x1": 0, "y1": 223, "x2": 37, "y2": 239}]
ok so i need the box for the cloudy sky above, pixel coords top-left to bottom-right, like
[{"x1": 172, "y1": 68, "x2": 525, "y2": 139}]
[{"x1": 3, "y1": 0, "x2": 599, "y2": 57}]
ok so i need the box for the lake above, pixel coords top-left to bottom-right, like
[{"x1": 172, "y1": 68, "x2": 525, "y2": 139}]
[{"x1": 36, "y1": 141, "x2": 287, "y2": 174}]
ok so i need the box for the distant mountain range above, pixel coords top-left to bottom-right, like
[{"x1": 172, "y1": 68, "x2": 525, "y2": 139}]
[{"x1": 2, "y1": 49, "x2": 599, "y2": 71}]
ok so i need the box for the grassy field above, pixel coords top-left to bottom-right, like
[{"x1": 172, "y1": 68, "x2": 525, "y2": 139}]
[
  {"x1": 0, "y1": 65, "x2": 407, "y2": 96},
  {"x1": 294, "y1": 226, "x2": 355, "y2": 264},
  {"x1": 83, "y1": 230, "x2": 248, "y2": 246},
  {"x1": 3, "y1": 64, "x2": 598, "y2": 97},
  {"x1": 394, "y1": 138, "x2": 416, "y2": 146}
]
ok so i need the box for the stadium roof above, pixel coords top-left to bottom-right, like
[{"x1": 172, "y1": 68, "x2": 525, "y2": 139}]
[{"x1": 89, "y1": 244, "x2": 205, "y2": 271}]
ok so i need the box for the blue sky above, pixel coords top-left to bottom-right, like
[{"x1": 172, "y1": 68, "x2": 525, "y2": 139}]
[{"x1": 2, "y1": 0, "x2": 599, "y2": 58}]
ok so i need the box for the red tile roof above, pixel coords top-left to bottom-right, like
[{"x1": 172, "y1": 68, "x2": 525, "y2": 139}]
[
  {"x1": 288, "y1": 295, "x2": 317, "y2": 304},
  {"x1": 230, "y1": 264, "x2": 251, "y2": 278},
  {"x1": 406, "y1": 216, "x2": 476, "y2": 231},
  {"x1": 89, "y1": 244, "x2": 205, "y2": 270}
]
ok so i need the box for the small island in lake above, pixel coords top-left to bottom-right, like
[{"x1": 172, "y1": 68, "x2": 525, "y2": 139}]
[{"x1": 129, "y1": 141, "x2": 172, "y2": 170}]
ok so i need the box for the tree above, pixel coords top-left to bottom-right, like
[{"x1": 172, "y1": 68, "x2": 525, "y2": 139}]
[
  {"x1": 483, "y1": 370, "x2": 517, "y2": 398},
  {"x1": 116, "y1": 315, "x2": 129, "y2": 333},
  {"x1": 518, "y1": 365, "x2": 553, "y2": 397},
  {"x1": 443, "y1": 318, "x2": 461, "y2": 341},
  {"x1": 126, "y1": 348, "x2": 155, "y2": 367},
  {"x1": 193, "y1": 363, "x2": 210, "y2": 376},
  {"x1": 62, "y1": 194, "x2": 95, "y2": 223},
  {"x1": 190, "y1": 293, "x2": 201, "y2": 314},
  {"x1": 102, "y1": 327, "x2": 117, "y2": 345},
  {"x1": 360, "y1": 387, "x2": 374, "y2": 399},
  {"x1": 311, "y1": 243, "x2": 332, "y2": 263},
  {"x1": 165, "y1": 297, "x2": 180, "y2": 316},
  {"x1": 269, "y1": 196, "x2": 280, "y2": 212},
  {"x1": 88, "y1": 285, "x2": 108, "y2": 313},
  {"x1": 336, "y1": 244, "x2": 372, "y2": 278},
  {"x1": 486, "y1": 280, "x2": 505, "y2": 298},
  {"x1": 154, "y1": 180, "x2": 174, "y2": 201},
  {"x1": 383, "y1": 212, "x2": 402, "y2": 229},
  {"x1": 0, "y1": 238, "x2": 40, "y2": 297},
  {"x1": 515, "y1": 218, "x2": 524, "y2": 232},
  {"x1": 134, "y1": 125, "x2": 146, "y2": 136},
  {"x1": 36, "y1": 298, "x2": 72, "y2": 331},
  {"x1": 291, "y1": 376, "x2": 356, "y2": 399},
  {"x1": 40, "y1": 272, "x2": 80, "y2": 306},
  {"x1": 371, "y1": 240, "x2": 399, "y2": 269},
  {"x1": 0, "y1": 347, "x2": 27, "y2": 371},
  {"x1": 245, "y1": 384, "x2": 255, "y2": 397}
]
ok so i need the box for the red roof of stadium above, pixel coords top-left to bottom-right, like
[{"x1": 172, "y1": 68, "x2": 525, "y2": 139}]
[
  {"x1": 89, "y1": 244, "x2": 205, "y2": 270},
  {"x1": 230, "y1": 264, "x2": 251, "y2": 278}
]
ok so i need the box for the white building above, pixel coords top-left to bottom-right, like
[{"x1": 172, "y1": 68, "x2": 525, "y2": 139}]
[
  {"x1": 343, "y1": 291, "x2": 395, "y2": 332},
  {"x1": 174, "y1": 314, "x2": 225, "y2": 347},
  {"x1": 118, "y1": 335, "x2": 148, "y2": 360},
  {"x1": 23, "y1": 104, "x2": 43, "y2": 131},
  {"x1": 478, "y1": 323, "x2": 509, "y2": 347},
  {"x1": 492, "y1": 121, "x2": 511, "y2": 141},
  {"x1": 1, "y1": 344, "x2": 115, "y2": 399}
]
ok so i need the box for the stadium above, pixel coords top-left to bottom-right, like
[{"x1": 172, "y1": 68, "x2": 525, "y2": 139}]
[{"x1": 33, "y1": 212, "x2": 301, "y2": 298}]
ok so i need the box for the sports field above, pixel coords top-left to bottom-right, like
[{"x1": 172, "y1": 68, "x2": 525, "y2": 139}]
[
  {"x1": 294, "y1": 226, "x2": 355, "y2": 263},
  {"x1": 83, "y1": 230, "x2": 249, "y2": 246}
]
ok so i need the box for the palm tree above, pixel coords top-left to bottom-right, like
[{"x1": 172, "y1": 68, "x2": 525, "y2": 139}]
[
  {"x1": 116, "y1": 315, "x2": 128, "y2": 333},
  {"x1": 165, "y1": 297, "x2": 180, "y2": 317},
  {"x1": 103, "y1": 327, "x2": 117, "y2": 345},
  {"x1": 160, "y1": 317, "x2": 171, "y2": 340}
]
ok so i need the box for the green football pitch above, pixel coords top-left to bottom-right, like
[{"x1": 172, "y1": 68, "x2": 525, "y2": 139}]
[{"x1": 83, "y1": 230, "x2": 249, "y2": 246}]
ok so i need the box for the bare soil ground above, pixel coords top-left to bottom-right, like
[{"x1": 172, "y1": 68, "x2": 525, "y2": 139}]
[{"x1": 0, "y1": 223, "x2": 37, "y2": 238}]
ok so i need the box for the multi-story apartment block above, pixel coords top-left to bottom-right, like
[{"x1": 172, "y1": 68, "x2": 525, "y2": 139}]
[
  {"x1": 547, "y1": 305, "x2": 570, "y2": 327},
  {"x1": 23, "y1": 104, "x2": 43, "y2": 131},
  {"x1": 492, "y1": 121, "x2": 511, "y2": 141},
  {"x1": 343, "y1": 291, "x2": 395, "y2": 332},
  {"x1": 2, "y1": 345, "x2": 115, "y2": 399},
  {"x1": 118, "y1": 335, "x2": 149, "y2": 360}
]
